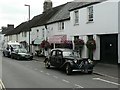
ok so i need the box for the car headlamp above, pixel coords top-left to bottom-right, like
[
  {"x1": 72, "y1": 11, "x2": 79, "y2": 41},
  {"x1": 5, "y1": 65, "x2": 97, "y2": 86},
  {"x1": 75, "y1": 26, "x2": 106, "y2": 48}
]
[
  {"x1": 88, "y1": 59, "x2": 93, "y2": 64},
  {"x1": 74, "y1": 59, "x2": 77, "y2": 63}
]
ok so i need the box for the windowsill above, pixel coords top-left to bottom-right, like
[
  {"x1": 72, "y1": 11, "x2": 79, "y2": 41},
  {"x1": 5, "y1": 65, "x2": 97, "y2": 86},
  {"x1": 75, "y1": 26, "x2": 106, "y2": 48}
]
[
  {"x1": 86, "y1": 21, "x2": 94, "y2": 24},
  {"x1": 58, "y1": 30, "x2": 64, "y2": 32},
  {"x1": 74, "y1": 23, "x2": 79, "y2": 26}
]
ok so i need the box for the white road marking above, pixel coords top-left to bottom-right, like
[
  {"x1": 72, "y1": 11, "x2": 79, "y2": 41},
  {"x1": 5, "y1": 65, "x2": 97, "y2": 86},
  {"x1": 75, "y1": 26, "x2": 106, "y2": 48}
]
[
  {"x1": 53, "y1": 76, "x2": 58, "y2": 79},
  {"x1": 46, "y1": 73, "x2": 50, "y2": 75},
  {"x1": 94, "y1": 72, "x2": 118, "y2": 80},
  {"x1": 62, "y1": 79, "x2": 70, "y2": 83},
  {"x1": 0, "y1": 83, "x2": 2, "y2": 90},
  {"x1": 40, "y1": 71, "x2": 43, "y2": 73},
  {"x1": 0, "y1": 79, "x2": 6, "y2": 90},
  {"x1": 34, "y1": 68, "x2": 38, "y2": 70},
  {"x1": 93, "y1": 78, "x2": 120, "y2": 86},
  {"x1": 75, "y1": 84, "x2": 84, "y2": 88}
]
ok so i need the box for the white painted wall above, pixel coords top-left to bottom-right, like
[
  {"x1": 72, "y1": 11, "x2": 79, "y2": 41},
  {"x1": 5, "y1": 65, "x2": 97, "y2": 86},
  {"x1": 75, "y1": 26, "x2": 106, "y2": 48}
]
[
  {"x1": 118, "y1": 1, "x2": 120, "y2": 63},
  {"x1": 31, "y1": 26, "x2": 45, "y2": 42},
  {"x1": 31, "y1": 26, "x2": 46, "y2": 54},
  {"x1": 70, "y1": 1, "x2": 118, "y2": 36},
  {"x1": 47, "y1": 20, "x2": 72, "y2": 40},
  {"x1": 19, "y1": 32, "x2": 28, "y2": 43},
  {"x1": 0, "y1": 34, "x2": 4, "y2": 50},
  {"x1": 69, "y1": 1, "x2": 119, "y2": 61}
]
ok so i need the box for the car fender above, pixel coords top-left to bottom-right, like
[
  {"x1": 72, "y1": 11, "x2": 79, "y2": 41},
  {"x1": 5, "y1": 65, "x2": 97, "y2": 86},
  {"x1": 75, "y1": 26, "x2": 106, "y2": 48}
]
[
  {"x1": 44, "y1": 58, "x2": 49, "y2": 63},
  {"x1": 61, "y1": 59, "x2": 73, "y2": 68}
]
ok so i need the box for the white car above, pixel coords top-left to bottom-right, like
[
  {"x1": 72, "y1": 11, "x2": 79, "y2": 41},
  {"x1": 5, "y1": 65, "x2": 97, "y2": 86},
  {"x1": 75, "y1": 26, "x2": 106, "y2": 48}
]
[{"x1": 2, "y1": 41, "x2": 22, "y2": 57}]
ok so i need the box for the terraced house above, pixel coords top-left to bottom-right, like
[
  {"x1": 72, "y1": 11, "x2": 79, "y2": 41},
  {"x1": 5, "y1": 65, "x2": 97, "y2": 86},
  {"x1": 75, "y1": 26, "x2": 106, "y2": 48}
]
[{"x1": 4, "y1": 0, "x2": 120, "y2": 64}]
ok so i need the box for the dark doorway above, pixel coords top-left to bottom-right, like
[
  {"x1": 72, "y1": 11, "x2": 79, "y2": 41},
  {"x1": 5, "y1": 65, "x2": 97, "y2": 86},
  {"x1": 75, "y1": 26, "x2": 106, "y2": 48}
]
[{"x1": 100, "y1": 34, "x2": 118, "y2": 64}]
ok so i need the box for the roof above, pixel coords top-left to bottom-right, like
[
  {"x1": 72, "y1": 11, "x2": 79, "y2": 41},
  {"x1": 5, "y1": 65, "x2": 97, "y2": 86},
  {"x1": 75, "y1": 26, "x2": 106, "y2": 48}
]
[
  {"x1": 47, "y1": 2, "x2": 83, "y2": 24},
  {"x1": 31, "y1": 4, "x2": 65, "y2": 28},
  {"x1": 69, "y1": 0, "x2": 107, "y2": 11},
  {"x1": 5, "y1": 21, "x2": 29, "y2": 36},
  {"x1": 47, "y1": 1, "x2": 107, "y2": 24},
  {"x1": 5, "y1": 0, "x2": 107, "y2": 36}
]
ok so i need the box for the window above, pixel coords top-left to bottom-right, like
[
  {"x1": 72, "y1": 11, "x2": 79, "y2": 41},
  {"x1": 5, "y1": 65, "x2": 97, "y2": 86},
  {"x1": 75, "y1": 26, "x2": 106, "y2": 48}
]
[
  {"x1": 22, "y1": 32, "x2": 27, "y2": 37},
  {"x1": 51, "y1": 50, "x2": 56, "y2": 56},
  {"x1": 9, "y1": 35, "x2": 12, "y2": 41},
  {"x1": 87, "y1": 6, "x2": 93, "y2": 22},
  {"x1": 58, "y1": 22, "x2": 64, "y2": 30},
  {"x1": 42, "y1": 29, "x2": 44, "y2": 38},
  {"x1": 74, "y1": 10, "x2": 79, "y2": 24},
  {"x1": 16, "y1": 34, "x2": 18, "y2": 41},
  {"x1": 37, "y1": 29, "x2": 39, "y2": 37}
]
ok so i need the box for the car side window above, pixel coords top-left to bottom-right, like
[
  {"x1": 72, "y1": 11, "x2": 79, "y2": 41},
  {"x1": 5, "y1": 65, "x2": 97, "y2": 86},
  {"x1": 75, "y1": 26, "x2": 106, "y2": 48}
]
[{"x1": 51, "y1": 50, "x2": 56, "y2": 56}]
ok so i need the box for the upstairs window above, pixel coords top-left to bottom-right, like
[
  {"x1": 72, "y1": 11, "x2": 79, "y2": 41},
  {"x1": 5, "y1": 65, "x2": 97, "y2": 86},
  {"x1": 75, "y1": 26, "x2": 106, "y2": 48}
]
[
  {"x1": 22, "y1": 32, "x2": 27, "y2": 37},
  {"x1": 74, "y1": 10, "x2": 79, "y2": 24},
  {"x1": 9, "y1": 35, "x2": 12, "y2": 41},
  {"x1": 42, "y1": 29, "x2": 44, "y2": 38},
  {"x1": 58, "y1": 22, "x2": 64, "y2": 31},
  {"x1": 87, "y1": 6, "x2": 93, "y2": 22}
]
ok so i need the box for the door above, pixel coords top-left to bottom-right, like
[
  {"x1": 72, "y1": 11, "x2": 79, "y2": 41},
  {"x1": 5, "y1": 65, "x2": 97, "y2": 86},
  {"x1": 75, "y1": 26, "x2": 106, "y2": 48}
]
[
  {"x1": 100, "y1": 34, "x2": 118, "y2": 64},
  {"x1": 50, "y1": 50, "x2": 57, "y2": 66},
  {"x1": 55, "y1": 50, "x2": 63, "y2": 67}
]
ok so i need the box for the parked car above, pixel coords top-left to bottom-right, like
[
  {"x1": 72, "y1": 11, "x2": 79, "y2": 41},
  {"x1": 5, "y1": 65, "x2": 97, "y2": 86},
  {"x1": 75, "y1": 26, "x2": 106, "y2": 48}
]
[
  {"x1": 2, "y1": 41, "x2": 22, "y2": 57},
  {"x1": 11, "y1": 48, "x2": 33, "y2": 60},
  {"x1": 44, "y1": 48, "x2": 94, "y2": 75}
]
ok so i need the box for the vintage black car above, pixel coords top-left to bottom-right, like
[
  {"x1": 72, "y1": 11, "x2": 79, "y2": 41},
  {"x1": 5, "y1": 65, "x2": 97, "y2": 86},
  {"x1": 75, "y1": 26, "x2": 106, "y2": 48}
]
[
  {"x1": 44, "y1": 48, "x2": 94, "y2": 75},
  {"x1": 11, "y1": 48, "x2": 33, "y2": 60}
]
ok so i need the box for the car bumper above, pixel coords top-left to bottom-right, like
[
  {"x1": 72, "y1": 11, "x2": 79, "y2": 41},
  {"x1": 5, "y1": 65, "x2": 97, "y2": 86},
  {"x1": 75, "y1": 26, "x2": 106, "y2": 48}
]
[
  {"x1": 71, "y1": 64, "x2": 94, "y2": 70},
  {"x1": 20, "y1": 56, "x2": 33, "y2": 60}
]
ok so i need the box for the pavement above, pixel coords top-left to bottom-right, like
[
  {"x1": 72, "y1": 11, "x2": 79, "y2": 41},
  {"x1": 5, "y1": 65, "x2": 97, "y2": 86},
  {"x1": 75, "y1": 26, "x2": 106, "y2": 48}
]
[{"x1": 33, "y1": 56, "x2": 120, "y2": 79}]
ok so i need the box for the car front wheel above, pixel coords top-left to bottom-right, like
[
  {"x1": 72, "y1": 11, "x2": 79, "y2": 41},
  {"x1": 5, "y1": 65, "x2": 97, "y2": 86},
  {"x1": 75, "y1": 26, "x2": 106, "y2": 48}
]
[
  {"x1": 11, "y1": 55, "x2": 14, "y2": 59},
  {"x1": 45, "y1": 60, "x2": 50, "y2": 69},
  {"x1": 66, "y1": 64, "x2": 72, "y2": 75},
  {"x1": 88, "y1": 70, "x2": 93, "y2": 74},
  {"x1": 17, "y1": 56, "x2": 20, "y2": 60}
]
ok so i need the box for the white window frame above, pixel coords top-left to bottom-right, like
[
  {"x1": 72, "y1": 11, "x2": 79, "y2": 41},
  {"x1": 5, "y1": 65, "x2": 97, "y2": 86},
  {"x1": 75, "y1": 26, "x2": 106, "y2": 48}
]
[
  {"x1": 74, "y1": 10, "x2": 79, "y2": 25},
  {"x1": 58, "y1": 22, "x2": 64, "y2": 31},
  {"x1": 42, "y1": 29, "x2": 44, "y2": 38},
  {"x1": 16, "y1": 34, "x2": 18, "y2": 41},
  {"x1": 87, "y1": 6, "x2": 93, "y2": 22},
  {"x1": 22, "y1": 32, "x2": 27, "y2": 37},
  {"x1": 9, "y1": 35, "x2": 12, "y2": 41}
]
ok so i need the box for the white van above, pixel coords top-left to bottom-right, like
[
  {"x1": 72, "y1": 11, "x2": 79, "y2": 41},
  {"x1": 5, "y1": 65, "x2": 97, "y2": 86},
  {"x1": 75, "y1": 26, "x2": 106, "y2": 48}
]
[{"x1": 2, "y1": 41, "x2": 22, "y2": 57}]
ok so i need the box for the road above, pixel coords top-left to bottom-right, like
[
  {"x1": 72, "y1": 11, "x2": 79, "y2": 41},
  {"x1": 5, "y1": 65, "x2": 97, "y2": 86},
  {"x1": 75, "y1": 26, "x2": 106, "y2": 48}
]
[{"x1": 0, "y1": 52, "x2": 119, "y2": 89}]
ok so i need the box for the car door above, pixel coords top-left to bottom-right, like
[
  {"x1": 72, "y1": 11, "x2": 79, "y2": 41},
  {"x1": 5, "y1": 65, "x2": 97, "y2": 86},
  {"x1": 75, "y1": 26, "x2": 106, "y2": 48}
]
[
  {"x1": 55, "y1": 50, "x2": 63, "y2": 67},
  {"x1": 49, "y1": 50, "x2": 57, "y2": 66},
  {"x1": 13, "y1": 49, "x2": 19, "y2": 59}
]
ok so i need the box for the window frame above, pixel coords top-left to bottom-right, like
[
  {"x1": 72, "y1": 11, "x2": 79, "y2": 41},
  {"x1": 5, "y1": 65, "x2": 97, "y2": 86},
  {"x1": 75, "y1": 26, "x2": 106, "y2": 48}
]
[
  {"x1": 87, "y1": 6, "x2": 93, "y2": 22},
  {"x1": 58, "y1": 22, "x2": 64, "y2": 31},
  {"x1": 74, "y1": 10, "x2": 79, "y2": 25}
]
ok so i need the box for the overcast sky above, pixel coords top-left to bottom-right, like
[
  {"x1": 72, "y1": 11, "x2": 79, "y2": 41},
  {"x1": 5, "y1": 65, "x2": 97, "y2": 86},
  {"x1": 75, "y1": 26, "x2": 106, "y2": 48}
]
[{"x1": 0, "y1": 0, "x2": 73, "y2": 29}]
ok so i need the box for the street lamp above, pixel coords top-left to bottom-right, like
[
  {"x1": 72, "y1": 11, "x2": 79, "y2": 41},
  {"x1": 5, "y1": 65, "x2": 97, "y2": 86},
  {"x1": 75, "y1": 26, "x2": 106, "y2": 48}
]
[{"x1": 24, "y1": 4, "x2": 30, "y2": 52}]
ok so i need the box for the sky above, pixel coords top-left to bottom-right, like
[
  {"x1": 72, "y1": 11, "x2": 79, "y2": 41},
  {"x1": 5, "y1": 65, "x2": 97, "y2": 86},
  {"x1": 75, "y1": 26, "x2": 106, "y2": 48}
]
[{"x1": 0, "y1": 0, "x2": 73, "y2": 29}]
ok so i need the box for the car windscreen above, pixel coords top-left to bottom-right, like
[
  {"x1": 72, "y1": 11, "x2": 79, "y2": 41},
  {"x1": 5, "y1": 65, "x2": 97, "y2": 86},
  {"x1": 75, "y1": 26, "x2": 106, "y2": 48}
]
[
  {"x1": 18, "y1": 49, "x2": 27, "y2": 53},
  {"x1": 11, "y1": 45, "x2": 21, "y2": 49},
  {"x1": 63, "y1": 51, "x2": 80, "y2": 58}
]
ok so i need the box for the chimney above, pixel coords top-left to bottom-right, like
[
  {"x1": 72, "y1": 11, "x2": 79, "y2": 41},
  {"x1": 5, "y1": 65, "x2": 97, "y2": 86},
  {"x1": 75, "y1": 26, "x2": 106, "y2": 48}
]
[
  {"x1": 7, "y1": 24, "x2": 14, "y2": 30},
  {"x1": 43, "y1": 0, "x2": 53, "y2": 12}
]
